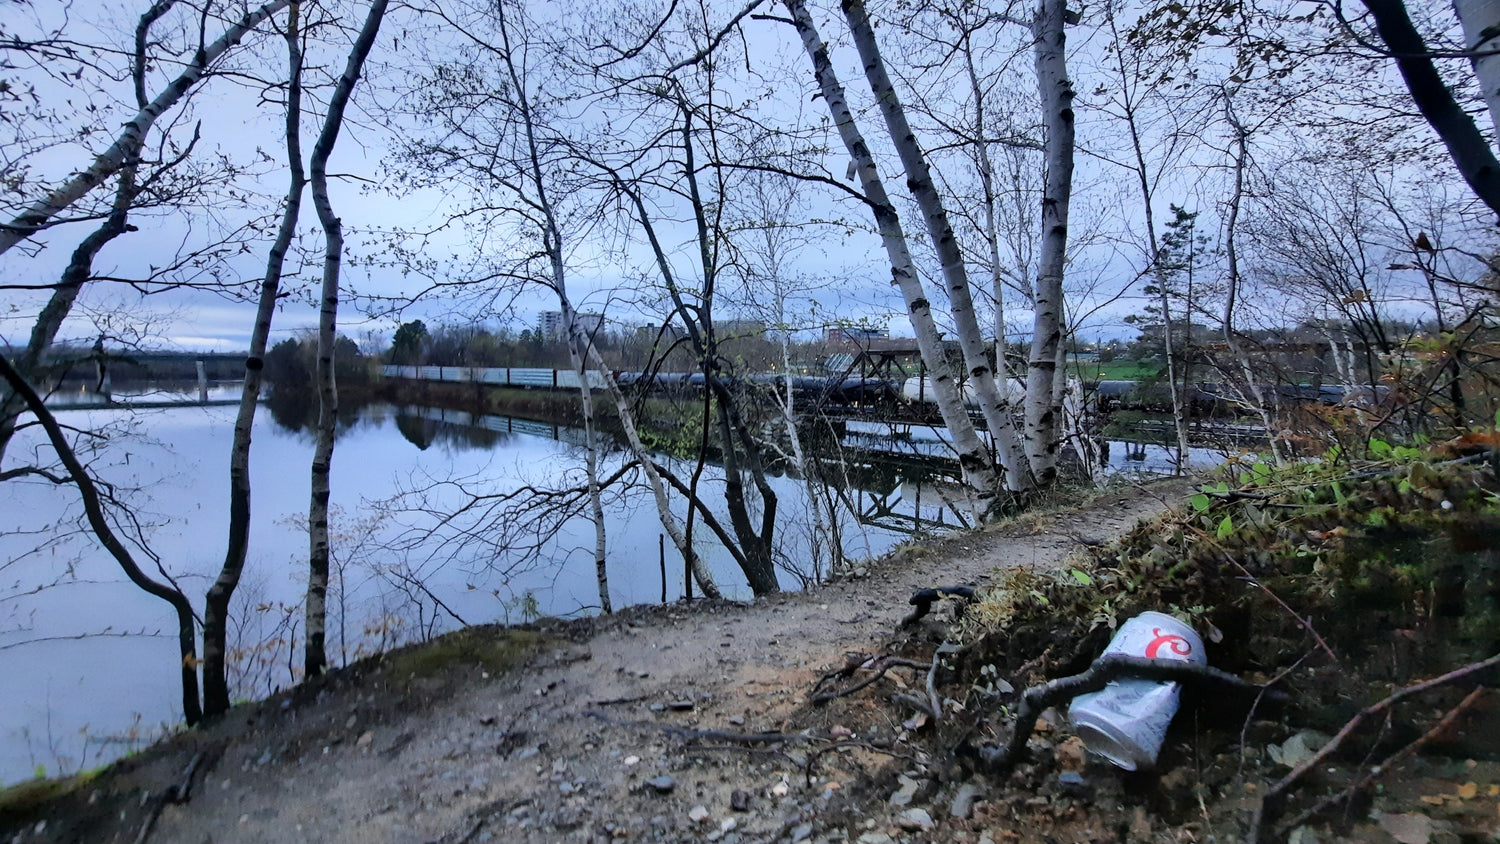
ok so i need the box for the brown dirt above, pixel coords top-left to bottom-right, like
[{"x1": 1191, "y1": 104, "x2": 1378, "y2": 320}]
[{"x1": 8, "y1": 475, "x2": 1490, "y2": 844}]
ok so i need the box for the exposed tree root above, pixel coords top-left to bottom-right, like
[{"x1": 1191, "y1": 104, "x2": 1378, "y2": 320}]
[{"x1": 961, "y1": 656, "x2": 1281, "y2": 774}]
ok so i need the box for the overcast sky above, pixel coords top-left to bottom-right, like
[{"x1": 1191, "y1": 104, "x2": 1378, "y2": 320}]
[{"x1": 2, "y1": 0, "x2": 1484, "y2": 357}]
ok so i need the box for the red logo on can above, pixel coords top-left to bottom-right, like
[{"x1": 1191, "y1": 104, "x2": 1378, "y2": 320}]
[{"x1": 1145, "y1": 628, "x2": 1193, "y2": 659}]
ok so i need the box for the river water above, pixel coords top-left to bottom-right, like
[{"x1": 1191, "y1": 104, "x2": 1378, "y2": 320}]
[{"x1": 0, "y1": 390, "x2": 1220, "y2": 783}]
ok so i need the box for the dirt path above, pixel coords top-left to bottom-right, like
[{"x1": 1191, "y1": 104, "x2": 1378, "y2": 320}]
[{"x1": 11, "y1": 478, "x2": 1194, "y2": 844}]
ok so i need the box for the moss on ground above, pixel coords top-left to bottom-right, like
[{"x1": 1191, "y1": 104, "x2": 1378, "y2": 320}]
[{"x1": 381, "y1": 625, "x2": 548, "y2": 679}]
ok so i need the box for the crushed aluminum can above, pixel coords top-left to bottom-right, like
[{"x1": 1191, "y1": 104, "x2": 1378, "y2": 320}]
[{"x1": 1067, "y1": 611, "x2": 1206, "y2": 770}]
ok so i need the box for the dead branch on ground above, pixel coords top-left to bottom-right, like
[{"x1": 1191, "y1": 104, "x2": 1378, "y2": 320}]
[
  {"x1": 1274, "y1": 687, "x2": 1486, "y2": 838},
  {"x1": 963, "y1": 656, "x2": 1281, "y2": 773},
  {"x1": 1247, "y1": 650, "x2": 1500, "y2": 843},
  {"x1": 810, "y1": 654, "x2": 931, "y2": 705}
]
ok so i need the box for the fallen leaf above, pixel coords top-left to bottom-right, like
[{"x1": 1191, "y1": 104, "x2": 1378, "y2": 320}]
[
  {"x1": 1378, "y1": 812, "x2": 1434, "y2": 844},
  {"x1": 1456, "y1": 782, "x2": 1477, "y2": 800}
]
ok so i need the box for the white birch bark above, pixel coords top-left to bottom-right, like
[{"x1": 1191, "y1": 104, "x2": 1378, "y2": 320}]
[
  {"x1": 306, "y1": 0, "x2": 388, "y2": 677},
  {"x1": 1024, "y1": 0, "x2": 1075, "y2": 486},
  {"x1": 784, "y1": 0, "x2": 1001, "y2": 514},
  {"x1": 841, "y1": 0, "x2": 1033, "y2": 494},
  {"x1": 1455, "y1": 0, "x2": 1500, "y2": 142},
  {"x1": 205, "y1": 2, "x2": 307, "y2": 713},
  {"x1": 0, "y1": 0, "x2": 293, "y2": 257}
]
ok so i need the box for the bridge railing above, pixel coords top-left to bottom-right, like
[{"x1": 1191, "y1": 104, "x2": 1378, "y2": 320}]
[{"x1": 381, "y1": 364, "x2": 609, "y2": 390}]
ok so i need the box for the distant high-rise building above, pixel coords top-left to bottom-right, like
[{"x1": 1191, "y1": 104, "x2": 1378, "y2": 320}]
[
  {"x1": 537, "y1": 310, "x2": 563, "y2": 337},
  {"x1": 538, "y1": 310, "x2": 605, "y2": 337}
]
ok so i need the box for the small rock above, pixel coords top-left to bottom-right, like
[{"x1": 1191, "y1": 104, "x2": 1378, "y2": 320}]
[
  {"x1": 770, "y1": 781, "x2": 789, "y2": 798},
  {"x1": 344, "y1": 714, "x2": 357, "y2": 729},
  {"x1": 895, "y1": 808, "x2": 935, "y2": 831},
  {"x1": 649, "y1": 704, "x2": 665, "y2": 713},
  {"x1": 1054, "y1": 736, "x2": 1087, "y2": 771},
  {"x1": 1034, "y1": 708, "x2": 1057, "y2": 733},
  {"x1": 688, "y1": 805, "x2": 711, "y2": 824},
  {"x1": 646, "y1": 776, "x2": 676, "y2": 794},
  {"x1": 950, "y1": 783, "x2": 983, "y2": 819},
  {"x1": 623, "y1": 755, "x2": 640, "y2": 767},
  {"x1": 730, "y1": 790, "x2": 751, "y2": 812},
  {"x1": 720, "y1": 818, "x2": 738, "y2": 833},
  {"x1": 1057, "y1": 771, "x2": 1091, "y2": 797},
  {"x1": 857, "y1": 835, "x2": 892, "y2": 844},
  {"x1": 728, "y1": 715, "x2": 745, "y2": 726},
  {"x1": 1129, "y1": 807, "x2": 1152, "y2": 839},
  {"x1": 356, "y1": 731, "x2": 373, "y2": 749},
  {"x1": 1286, "y1": 827, "x2": 1320, "y2": 844},
  {"x1": 889, "y1": 775, "x2": 920, "y2": 807},
  {"x1": 789, "y1": 822, "x2": 813, "y2": 841},
  {"x1": 1269, "y1": 730, "x2": 1331, "y2": 769}
]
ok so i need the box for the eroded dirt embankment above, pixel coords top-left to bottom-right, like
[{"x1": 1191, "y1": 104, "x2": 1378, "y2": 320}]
[{"x1": 3, "y1": 477, "x2": 1193, "y2": 844}]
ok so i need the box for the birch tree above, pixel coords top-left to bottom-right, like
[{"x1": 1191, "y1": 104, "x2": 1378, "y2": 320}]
[
  {"x1": 391, "y1": 0, "x2": 727, "y2": 599},
  {"x1": 204, "y1": 0, "x2": 308, "y2": 714},
  {"x1": 1453, "y1": 0, "x2": 1500, "y2": 140},
  {"x1": 0, "y1": 355, "x2": 203, "y2": 726},
  {"x1": 0, "y1": 0, "x2": 283, "y2": 466},
  {"x1": 841, "y1": 0, "x2": 1034, "y2": 494},
  {"x1": 1023, "y1": 0, "x2": 1076, "y2": 486},
  {"x1": 305, "y1": 0, "x2": 389, "y2": 678},
  {"x1": 782, "y1": 0, "x2": 1004, "y2": 513},
  {"x1": 0, "y1": 0, "x2": 294, "y2": 258}
]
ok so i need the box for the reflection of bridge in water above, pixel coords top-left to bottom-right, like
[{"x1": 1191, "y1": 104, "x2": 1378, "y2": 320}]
[
  {"x1": 380, "y1": 363, "x2": 1271, "y2": 447},
  {"x1": 389, "y1": 403, "x2": 973, "y2": 537}
]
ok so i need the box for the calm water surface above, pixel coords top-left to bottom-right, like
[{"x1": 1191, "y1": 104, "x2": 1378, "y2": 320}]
[
  {"x1": 0, "y1": 397, "x2": 961, "y2": 783},
  {"x1": 0, "y1": 391, "x2": 1218, "y2": 783}
]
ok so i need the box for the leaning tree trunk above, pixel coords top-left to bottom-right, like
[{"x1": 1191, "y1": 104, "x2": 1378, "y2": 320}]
[
  {"x1": 842, "y1": 0, "x2": 1033, "y2": 496},
  {"x1": 0, "y1": 355, "x2": 202, "y2": 725},
  {"x1": 0, "y1": 0, "x2": 292, "y2": 257},
  {"x1": 203, "y1": 4, "x2": 306, "y2": 715},
  {"x1": 0, "y1": 0, "x2": 179, "y2": 464},
  {"x1": 1363, "y1": 0, "x2": 1500, "y2": 219},
  {"x1": 0, "y1": 166, "x2": 141, "y2": 465},
  {"x1": 785, "y1": 0, "x2": 1002, "y2": 515},
  {"x1": 1024, "y1": 0, "x2": 1076, "y2": 487},
  {"x1": 305, "y1": 0, "x2": 388, "y2": 678}
]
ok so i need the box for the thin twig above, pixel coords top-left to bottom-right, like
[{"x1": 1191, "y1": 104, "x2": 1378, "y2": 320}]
[
  {"x1": 1248, "y1": 651, "x2": 1500, "y2": 843},
  {"x1": 134, "y1": 751, "x2": 206, "y2": 844},
  {"x1": 926, "y1": 647, "x2": 943, "y2": 721},
  {"x1": 804, "y1": 739, "x2": 916, "y2": 787},
  {"x1": 810, "y1": 656, "x2": 930, "y2": 705},
  {"x1": 1226, "y1": 555, "x2": 1338, "y2": 663},
  {"x1": 1274, "y1": 687, "x2": 1486, "y2": 837}
]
